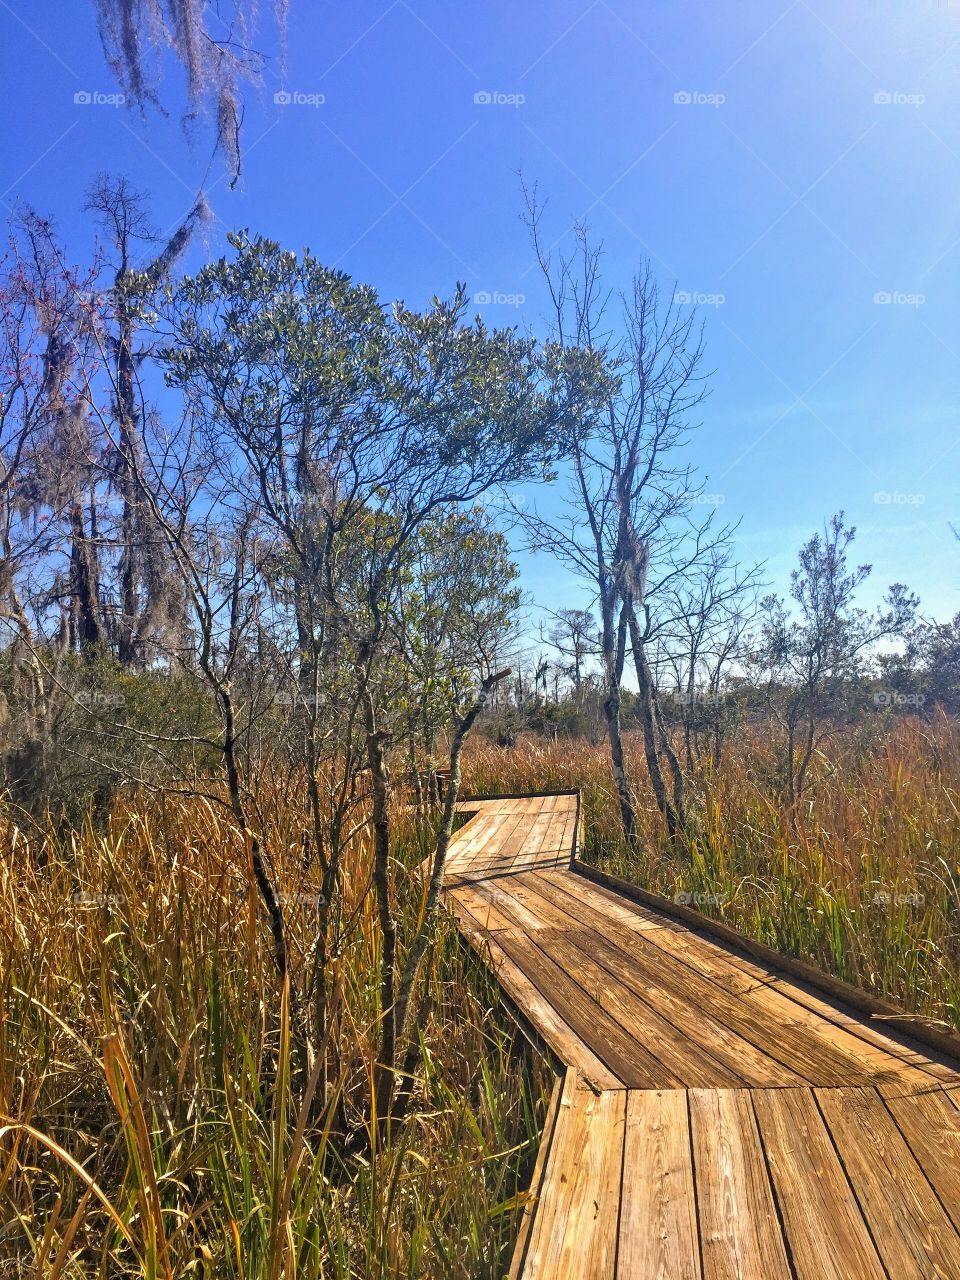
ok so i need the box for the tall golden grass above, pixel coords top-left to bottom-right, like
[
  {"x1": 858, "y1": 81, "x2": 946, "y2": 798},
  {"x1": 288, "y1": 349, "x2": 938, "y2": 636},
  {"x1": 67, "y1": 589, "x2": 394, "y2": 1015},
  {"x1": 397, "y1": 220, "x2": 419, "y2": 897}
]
[
  {"x1": 464, "y1": 714, "x2": 960, "y2": 1028},
  {"x1": 0, "y1": 792, "x2": 551, "y2": 1277},
  {"x1": 6, "y1": 712, "x2": 960, "y2": 1275}
]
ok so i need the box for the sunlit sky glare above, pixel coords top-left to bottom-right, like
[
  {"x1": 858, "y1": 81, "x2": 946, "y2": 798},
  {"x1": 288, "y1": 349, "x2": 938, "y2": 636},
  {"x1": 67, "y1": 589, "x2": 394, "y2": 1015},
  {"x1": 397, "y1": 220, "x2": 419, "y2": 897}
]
[{"x1": 3, "y1": 0, "x2": 960, "y2": 637}]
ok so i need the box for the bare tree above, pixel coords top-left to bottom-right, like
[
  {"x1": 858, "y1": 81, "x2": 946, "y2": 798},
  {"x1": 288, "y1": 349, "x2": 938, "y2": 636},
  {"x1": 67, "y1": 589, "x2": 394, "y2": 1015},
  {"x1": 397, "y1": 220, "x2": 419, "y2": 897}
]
[
  {"x1": 653, "y1": 545, "x2": 761, "y2": 769},
  {"x1": 548, "y1": 607, "x2": 596, "y2": 706},
  {"x1": 522, "y1": 191, "x2": 730, "y2": 845},
  {"x1": 0, "y1": 212, "x2": 106, "y2": 811},
  {"x1": 85, "y1": 175, "x2": 209, "y2": 668}
]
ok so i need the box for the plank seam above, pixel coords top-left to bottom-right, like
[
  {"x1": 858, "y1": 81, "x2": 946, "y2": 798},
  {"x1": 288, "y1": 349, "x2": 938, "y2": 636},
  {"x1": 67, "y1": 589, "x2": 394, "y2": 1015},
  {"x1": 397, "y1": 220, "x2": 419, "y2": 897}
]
[
  {"x1": 810, "y1": 1088, "x2": 895, "y2": 1280},
  {"x1": 685, "y1": 1088, "x2": 707, "y2": 1280},
  {"x1": 612, "y1": 1086, "x2": 628, "y2": 1279},
  {"x1": 514, "y1": 874, "x2": 794, "y2": 1089},
  {"x1": 875, "y1": 1086, "x2": 960, "y2": 1248},
  {"x1": 507, "y1": 1069, "x2": 567, "y2": 1279},
  {"x1": 464, "y1": 883, "x2": 696, "y2": 1087},
  {"x1": 749, "y1": 1091, "x2": 802, "y2": 1280}
]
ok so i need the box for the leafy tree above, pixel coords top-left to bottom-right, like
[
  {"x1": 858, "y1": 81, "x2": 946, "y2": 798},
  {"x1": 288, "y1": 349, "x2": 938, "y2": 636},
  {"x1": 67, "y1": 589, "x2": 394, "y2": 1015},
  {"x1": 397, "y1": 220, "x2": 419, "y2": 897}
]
[
  {"x1": 878, "y1": 612, "x2": 960, "y2": 715},
  {"x1": 754, "y1": 512, "x2": 917, "y2": 803},
  {"x1": 158, "y1": 231, "x2": 604, "y2": 1127},
  {"x1": 392, "y1": 505, "x2": 521, "y2": 804}
]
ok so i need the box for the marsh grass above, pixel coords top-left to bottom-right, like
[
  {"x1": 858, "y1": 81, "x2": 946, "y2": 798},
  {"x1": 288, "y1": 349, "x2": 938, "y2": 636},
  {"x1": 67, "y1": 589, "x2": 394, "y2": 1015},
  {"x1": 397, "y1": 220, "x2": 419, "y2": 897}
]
[
  {"x1": 8, "y1": 711, "x2": 957, "y2": 1276},
  {"x1": 0, "y1": 793, "x2": 552, "y2": 1277},
  {"x1": 464, "y1": 714, "x2": 960, "y2": 1029}
]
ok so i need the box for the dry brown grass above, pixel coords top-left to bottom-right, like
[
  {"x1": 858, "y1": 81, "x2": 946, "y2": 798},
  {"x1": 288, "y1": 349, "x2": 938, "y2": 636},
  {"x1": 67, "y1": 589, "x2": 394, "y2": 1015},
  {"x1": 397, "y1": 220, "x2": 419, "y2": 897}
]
[
  {"x1": 7, "y1": 712, "x2": 959, "y2": 1275},
  {"x1": 0, "y1": 791, "x2": 551, "y2": 1277}
]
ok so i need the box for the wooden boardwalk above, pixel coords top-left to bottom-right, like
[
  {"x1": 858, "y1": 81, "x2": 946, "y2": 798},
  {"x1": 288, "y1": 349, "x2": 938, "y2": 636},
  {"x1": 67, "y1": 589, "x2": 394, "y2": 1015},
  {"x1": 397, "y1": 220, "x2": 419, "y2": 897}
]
[{"x1": 443, "y1": 791, "x2": 960, "y2": 1279}]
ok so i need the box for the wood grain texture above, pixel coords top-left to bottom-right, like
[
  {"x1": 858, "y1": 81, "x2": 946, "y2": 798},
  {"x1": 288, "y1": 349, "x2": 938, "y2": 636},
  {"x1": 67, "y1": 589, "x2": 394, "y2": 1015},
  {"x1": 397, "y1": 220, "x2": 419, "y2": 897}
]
[
  {"x1": 521, "y1": 1074, "x2": 625, "y2": 1280},
  {"x1": 817, "y1": 1086, "x2": 960, "y2": 1278},
  {"x1": 881, "y1": 1085, "x2": 960, "y2": 1233},
  {"x1": 440, "y1": 793, "x2": 960, "y2": 1279},
  {"x1": 508, "y1": 1072, "x2": 568, "y2": 1280},
  {"x1": 689, "y1": 1089, "x2": 792, "y2": 1280},
  {"x1": 752, "y1": 1088, "x2": 885, "y2": 1280},
  {"x1": 619, "y1": 1090, "x2": 702, "y2": 1280}
]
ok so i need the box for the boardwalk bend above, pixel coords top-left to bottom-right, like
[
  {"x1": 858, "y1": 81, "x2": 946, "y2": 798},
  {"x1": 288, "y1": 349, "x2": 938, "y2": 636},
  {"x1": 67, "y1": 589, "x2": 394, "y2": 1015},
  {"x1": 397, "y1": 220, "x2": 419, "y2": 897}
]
[{"x1": 442, "y1": 790, "x2": 960, "y2": 1279}]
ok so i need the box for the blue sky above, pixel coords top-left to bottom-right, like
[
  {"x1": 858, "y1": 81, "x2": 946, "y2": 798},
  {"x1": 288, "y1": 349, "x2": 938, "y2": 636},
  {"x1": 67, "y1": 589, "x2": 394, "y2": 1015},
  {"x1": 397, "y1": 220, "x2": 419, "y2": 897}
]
[{"x1": 3, "y1": 0, "x2": 960, "y2": 628}]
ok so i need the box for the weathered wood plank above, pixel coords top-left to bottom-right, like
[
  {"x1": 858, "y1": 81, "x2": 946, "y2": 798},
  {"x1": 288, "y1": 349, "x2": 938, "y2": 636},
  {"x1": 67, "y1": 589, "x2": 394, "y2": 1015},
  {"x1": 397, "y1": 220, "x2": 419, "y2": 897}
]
[
  {"x1": 575, "y1": 859, "x2": 960, "y2": 1067},
  {"x1": 616, "y1": 911, "x2": 922, "y2": 1088},
  {"x1": 544, "y1": 927, "x2": 745, "y2": 1088},
  {"x1": 491, "y1": 927, "x2": 676, "y2": 1089},
  {"x1": 508, "y1": 1072, "x2": 567, "y2": 1280},
  {"x1": 624, "y1": 931, "x2": 865, "y2": 1085},
  {"x1": 443, "y1": 792, "x2": 960, "y2": 1280},
  {"x1": 689, "y1": 1089, "x2": 792, "y2": 1280},
  {"x1": 618, "y1": 1090, "x2": 702, "y2": 1279},
  {"x1": 752, "y1": 1088, "x2": 885, "y2": 1279},
  {"x1": 743, "y1": 982, "x2": 932, "y2": 1092},
  {"x1": 522, "y1": 1075, "x2": 625, "y2": 1280},
  {"x1": 817, "y1": 1086, "x2": 960, "y2": 1278},
  {"x1": 478, "y1": 877, "x2": 751, "y2": 1087},
  {"x1": 634, "y1": 906, "x2": 956, "y2": 1089},
  {"x1": 538, "y1": 867, "x2": 685, "y2": 932},
  {"x1": 451, "y1": 889, "x2": 629, "y2": 1087},
  {"x1": 880, "y1": 1085, "x2": 960, "y2": 1234},
  {"x1": 516, "y1": 875, "x2": 807, "y2": 1087},
  {"x1": 451, "y1": 898, "x2": 623, "y2": 1090}
]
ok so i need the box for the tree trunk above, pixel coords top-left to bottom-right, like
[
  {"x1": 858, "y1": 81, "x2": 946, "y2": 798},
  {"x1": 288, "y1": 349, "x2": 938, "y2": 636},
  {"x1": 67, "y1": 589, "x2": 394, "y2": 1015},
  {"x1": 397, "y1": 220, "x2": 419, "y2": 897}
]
[
  {"x1": 655, "y1": 691, "x2": 686, "y2": 829},
  {"x1": 600, "y1": 596, "x2": 639, "y2": 851},
  {"x1": 221, "y1": 688, "x2": 312, "y2": 1094},
  {"x1": 115, "y1": 302, "x2": 140, "y2": 668},
  {"x1": 69, "y1": 500, "x2": 103, "y2": 654},
  {"x1": 389, "y1": 667, "x2": 511, "y2": 1128},
  {"x1": 627, "y1": 604, "x2": 684, "y2": 840},
  {"x1": 363, "y1": 702, "x2": 397, "y2": 1137}
]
